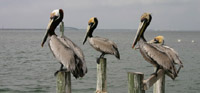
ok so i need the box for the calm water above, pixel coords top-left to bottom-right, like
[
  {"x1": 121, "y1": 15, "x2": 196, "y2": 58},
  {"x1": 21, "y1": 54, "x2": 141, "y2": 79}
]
[{"x1": 0, "y1": 29, "x2": 200, "y2": 93}]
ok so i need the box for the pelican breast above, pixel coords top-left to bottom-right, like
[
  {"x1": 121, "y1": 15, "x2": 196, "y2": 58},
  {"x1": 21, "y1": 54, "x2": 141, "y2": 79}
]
[
  {"x1": 58, "y1": 36, "x2": 87, "y2": 72},
  {"x1": 49, "y1": 35, "x2": 76, "y2": 71}
]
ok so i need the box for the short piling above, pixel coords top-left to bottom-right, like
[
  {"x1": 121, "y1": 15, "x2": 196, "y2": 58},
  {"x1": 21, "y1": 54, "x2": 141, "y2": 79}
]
[
  {"x1": 153, "y1": 68, "x2": 165, "y2": 93},
  {"x1": 127, "y1": 72, "x2": 145, "y2": 93},
  {"x1": 128, "y1": 68, "x2": 166, "y2": 93},
  {"x1": 56, "y1": 71, "x2": 71, "y2": 93},
  {"x1": 60, "y1": 21, "x2": 64, "y2": 37},
  {"x1": 96, "y1": 58, "x2": 107, "y2": 93}
]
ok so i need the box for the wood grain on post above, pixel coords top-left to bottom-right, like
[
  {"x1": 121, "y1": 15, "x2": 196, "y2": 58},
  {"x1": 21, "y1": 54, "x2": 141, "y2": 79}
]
[
  {"x1": 60, "y1": 22, "x2": 64, "y2": 37},
  {"x1": 96, "y1": 58, "x2": 107, "y2": 93},
  {"x1": 143, "y1": 69, "x2": 165, "y2": 93},
  {"x1": 56, "y1": 71, "x2": 71, "y2": 93},
  {"x1": 127, "y1": 72, "x2": 145, "y2": 93},
  {"x1": 153, "y1": 68, "x2": 165, "y2": 93}
]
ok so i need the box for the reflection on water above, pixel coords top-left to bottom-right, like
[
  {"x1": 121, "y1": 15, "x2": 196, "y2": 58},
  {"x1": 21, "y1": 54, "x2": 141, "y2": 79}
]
[{"x1": 0, "y1": 29, "x2": 200, "y2": 93}]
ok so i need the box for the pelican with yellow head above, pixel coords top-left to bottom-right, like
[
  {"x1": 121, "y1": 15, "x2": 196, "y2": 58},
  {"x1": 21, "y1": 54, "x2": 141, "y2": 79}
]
[
  {"x1": 132, "y1": 13, "x2": 183, "y2": 80},
  {"x1": 41, "y1": 9, "x2": 87, "y2": 78},
  {"x1": 83, "y1": 17, "x2": 120, "y2": 63}
]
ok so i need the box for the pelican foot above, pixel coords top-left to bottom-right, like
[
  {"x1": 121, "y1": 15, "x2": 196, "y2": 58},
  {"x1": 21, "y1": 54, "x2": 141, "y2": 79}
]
[
  {"x1": 151, "y1": 72, "x2": 158, "y2": 77},
  {"x1": 54, "y1": 71, "x2": 59, "y2": 76},
  {"x1": 96, "y1": 58, "x2": 100, "y2": 64},
  {"x1": 54, "y1": 69, "x2": 67, "y2": 76}
]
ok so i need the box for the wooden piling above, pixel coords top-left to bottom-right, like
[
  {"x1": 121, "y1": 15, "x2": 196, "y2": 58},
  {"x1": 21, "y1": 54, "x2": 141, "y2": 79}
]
[
  {"x1": 60, "y1": 21, "x2": 64, "y2": 37},
  {"x1": 153, "y1": 68, "x2": 165, "y2": 93},
  {"x1": 128, "y1": 69, "x2": 166, "y2": 93},
  {"x1": 56, "y1": 71, "x2": 71, "y2": 93},
  {"x1": 127, "y1": 72, "x2": 145, "y2": 93},
  {"x1": 96, "y1": 58, "x2": 107, "y2": 93},
  {"x1": 143, "y1": 69, "x2": 165, "y2": 91}
]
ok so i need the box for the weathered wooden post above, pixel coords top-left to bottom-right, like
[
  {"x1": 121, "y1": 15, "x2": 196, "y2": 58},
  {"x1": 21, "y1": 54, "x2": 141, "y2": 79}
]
[
  {"x1": 128, "y1": 68, "x2": 166, "y2": 93},
  {"x1": 96, "y1": 58, "x2": 107, "y2": 93},
  {"x1": 153, "y1": 68, "x2": 165, "y2": 93},
  {"x1": 56, "y1": 22, "x2": 71, "y2": 93},
  {"x1": 56, "y1": 71, "x2": 71, "y2": 93},
  {"x1": 143, "y1": 69, "x2": 165, "y2": 93},
  {"x1": 60, "y1": 21, "x2": 64, "y2": 37},
  {"x1": 127, "y1": 72, "x2": 145, "y2": 93}
]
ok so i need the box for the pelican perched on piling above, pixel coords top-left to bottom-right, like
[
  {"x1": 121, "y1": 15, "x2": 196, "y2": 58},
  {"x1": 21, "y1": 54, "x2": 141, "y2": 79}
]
[
  {"x1": 132, "y1": 13, "x2": 183, "y2": 80},
  {"x1": 41, "y1": 9, "x2": 87, "y2": 78},
  {"x1": 83, "y1": 17, "x2": 120, "y2": 63}
]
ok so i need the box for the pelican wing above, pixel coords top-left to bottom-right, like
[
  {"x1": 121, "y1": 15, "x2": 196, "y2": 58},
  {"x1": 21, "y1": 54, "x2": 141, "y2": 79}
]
[
  {"x1": 163, "y1": 46, "x2": 183, "y2": 66},
  {"x1": 89, "y1": 36, "x2": 120, "y2": 58},
  {"x1": 141, "y1": 42, "x2": 177, "y2": 75},
  {"x1": 58, "y1": 36, "x2": 87, "y2": 75},
  {"x1": 152, "y1": 44, "x2": 183, "y2": 67},
  {"x1": 58, "y1": 36, "x2": 85, "y2": 61}
]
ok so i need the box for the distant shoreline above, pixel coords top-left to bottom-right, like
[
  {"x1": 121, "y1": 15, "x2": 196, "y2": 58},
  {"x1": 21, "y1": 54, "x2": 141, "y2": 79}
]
[{"x1": 0, "y1": 28, "x2": 199, "y2": 32}]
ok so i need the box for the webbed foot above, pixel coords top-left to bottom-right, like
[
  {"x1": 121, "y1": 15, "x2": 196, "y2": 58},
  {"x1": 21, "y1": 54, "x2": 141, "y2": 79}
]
[
  {"x1": 151, "y1": 72, "x2": 158, "y2": 77},
  {"x1": 54, "y1": 69, "x2": 67, "y2": 76},
  {"x1": 96, "y1": 58, "x2": 101, "y2": 64}
]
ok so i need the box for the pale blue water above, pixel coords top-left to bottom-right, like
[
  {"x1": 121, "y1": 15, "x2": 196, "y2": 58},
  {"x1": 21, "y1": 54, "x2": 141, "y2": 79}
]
[{"x1": 0, "y1": 29, "x2": 200, "y2": 93}]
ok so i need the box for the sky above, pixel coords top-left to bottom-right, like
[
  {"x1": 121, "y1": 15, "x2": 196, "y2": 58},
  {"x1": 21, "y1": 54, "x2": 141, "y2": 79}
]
[{"x1": 0, "y1": 0, "x2": 200, "y2": 30}]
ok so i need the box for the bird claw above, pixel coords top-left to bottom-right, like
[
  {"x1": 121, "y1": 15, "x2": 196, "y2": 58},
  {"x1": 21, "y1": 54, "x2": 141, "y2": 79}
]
[
  {"x1": 96, "y1": 58, "x2": 100, "y2": 64},
  {"x1": 54, "y1": 71, "x2": 60, "y2": 76},
  {"x1": 151, "y1": 73, "x2": 158, "y2": 77},
  {"x1": 54, "y1": 69, "x2": 67, "y2": 76}
]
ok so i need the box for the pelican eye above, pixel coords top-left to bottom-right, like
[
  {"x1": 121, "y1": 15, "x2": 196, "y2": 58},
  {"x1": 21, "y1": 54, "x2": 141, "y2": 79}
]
[
  {"x1": 50, "y1": 16, "x2": 58, "y2": 20},
  {"x1": 141, "y1": 18, "x2": 148, "y2": 22},
  {"x1": 154, "y1": 38, "x2": 159, "y2": 43},
  {"x1": 89, "y1": 23, "x2": 94, "y2": 26}
]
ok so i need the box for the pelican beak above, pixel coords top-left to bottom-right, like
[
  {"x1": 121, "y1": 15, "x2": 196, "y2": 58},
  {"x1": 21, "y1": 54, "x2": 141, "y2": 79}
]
[
  {"x1": 41, "y1": 19, "x2": 54, "y2": 47},
  {"x1": 83, "y1": 25, "x2": 91, "y2": 45},
  {"x1": 132, "y1": 21, "x2": 146, "y2": 48}
]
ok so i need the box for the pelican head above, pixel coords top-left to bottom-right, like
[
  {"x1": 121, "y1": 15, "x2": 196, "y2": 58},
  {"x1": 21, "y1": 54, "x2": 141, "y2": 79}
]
[
  {"x1": 41, "y1": 9, "x2": 64, "y2": 47},
  {"x1": 149, "y1": 35, "x2": 165, "y2": 45},
  {"x1": 83, "y1": 17, "x2": 98, "y2": 45},
  {"x1": 132, "y1": 13, "x2": 152, "y2": 48}
]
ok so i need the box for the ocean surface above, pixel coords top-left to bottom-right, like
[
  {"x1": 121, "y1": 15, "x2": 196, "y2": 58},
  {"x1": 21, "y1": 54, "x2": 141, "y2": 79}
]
[{"x1": 0, "y1": 29, "x2": 200, "y2": 93}]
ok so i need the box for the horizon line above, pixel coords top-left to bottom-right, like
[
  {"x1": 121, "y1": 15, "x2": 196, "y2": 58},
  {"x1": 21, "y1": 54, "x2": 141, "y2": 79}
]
[{"x1": 0, "y1": 28, "x2": 199, "y2": 32}]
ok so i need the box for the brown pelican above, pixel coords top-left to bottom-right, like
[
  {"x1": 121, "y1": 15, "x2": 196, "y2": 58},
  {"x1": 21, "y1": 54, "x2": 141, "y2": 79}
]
[
  {"x1": 83, "y1": 17, "x2": 120, "y2": 63},
  {"x1": 41, "y1": 9, "x2": 87, "y2": 78},
  {"x1": 150, "y1": 35, "x2": 183, "y2": 74},
  {"x1": 132, "y1": 13, "x2": 183, "y2": 79}
]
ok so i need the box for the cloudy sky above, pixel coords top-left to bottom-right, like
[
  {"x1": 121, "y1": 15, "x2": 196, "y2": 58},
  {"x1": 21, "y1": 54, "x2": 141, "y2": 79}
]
[{"x1": 0, "y1": 0, "x2": 200, "y2": 30}]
